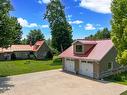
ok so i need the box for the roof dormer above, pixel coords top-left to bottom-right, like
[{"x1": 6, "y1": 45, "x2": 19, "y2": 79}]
[{"x1": 73, "y1": 40, "x2": 97, "y2": 56}]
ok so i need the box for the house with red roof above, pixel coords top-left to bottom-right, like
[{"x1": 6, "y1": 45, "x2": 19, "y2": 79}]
[
  {"x1": 0, "y1": 40, "x2": 52, "y2": 60},
  {"x1": 59, "y1": 39, "x2": 127, "y2": 79}
]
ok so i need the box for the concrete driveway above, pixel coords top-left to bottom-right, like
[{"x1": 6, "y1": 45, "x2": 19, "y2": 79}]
[{"x1": 0, "y1": 69, "x2": 127, "y2": 95}]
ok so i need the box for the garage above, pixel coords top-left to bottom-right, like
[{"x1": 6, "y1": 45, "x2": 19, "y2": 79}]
[
  {"x1": 79, "y1": 61, "x2": 93, "y2": 77},
  {"x1": 64, "y1": 58, "x2": 75, "y2": 73}
]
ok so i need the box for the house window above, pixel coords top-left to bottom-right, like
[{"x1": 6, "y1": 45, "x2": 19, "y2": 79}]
[
  {"x1": 76, "y1": 45, "x2": 83, "y2": 52},
  {"x1": 108, "y1": 62, "x2": 112, "y2": 70}
]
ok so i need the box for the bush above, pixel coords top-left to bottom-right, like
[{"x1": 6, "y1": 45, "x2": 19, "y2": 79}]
[
  {"x1": 104, "y1": 72, "x2": 127, "y2": 82},
  {"x1": 45, "y1": 51, "x2": 53, "y2": 59},
  {"x1": 51, "y1": 48, "x2": 60, "y2": 55}
]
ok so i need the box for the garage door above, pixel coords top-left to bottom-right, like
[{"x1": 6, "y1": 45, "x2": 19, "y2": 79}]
[
  {"x1": 79, "y1": 61, "x2": 93, "y2": 77},
  {"x1": 65, "y1": 59, "x2": 75, "y2": 73}
]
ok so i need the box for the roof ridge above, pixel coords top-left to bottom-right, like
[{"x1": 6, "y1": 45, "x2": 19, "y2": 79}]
[{"x1": 76, "y1": 38, "x2": 111, "y2": 41}]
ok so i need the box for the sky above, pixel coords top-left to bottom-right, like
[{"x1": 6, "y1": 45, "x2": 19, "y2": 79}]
[{"x1": 10, "y1": 0, "x2": 112, "y2": 40}]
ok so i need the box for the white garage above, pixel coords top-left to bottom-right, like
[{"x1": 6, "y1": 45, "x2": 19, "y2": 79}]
[
  {"x1": 64, "y1": 58, "x2": 75, "y2": 73},
  {"x1": 79, "y1": 61, "x2": 93, "y2": 77}
]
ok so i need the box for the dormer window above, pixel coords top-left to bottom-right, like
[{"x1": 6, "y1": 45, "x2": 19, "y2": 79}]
[{"x1": 76, "y1": 45, "x2": 83, "y2": 52}]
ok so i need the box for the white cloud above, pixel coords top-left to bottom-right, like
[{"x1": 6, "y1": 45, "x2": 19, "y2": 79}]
[
  {"x1": 18, "y1": 18, "x2": 38, "y2": 28},
  {"x1": 80, "y1": 12, "x2": 84, "y2": 14},
  {"x1": 29, "y1": 23, "x2": 38, "y2": 27},
  {"x1": 96, "y1": 24, "x2": 101, "y2": 27},
  {"x1": 38, "y1": 0, "x2": 50, "y2": 4},
  {"x1": 69, "y1": 20, "x2": 83, "y2": 24},
  {"x1": 79, "y1": 0, "x2": 111, "y2": 14},
  {"x1": 99, "y1": 27, "x2": 104, "y2": 30},
  {"x1": 17, "y1": 18, "x2": 28, "y2": 27},
  {"x1": 85, "y1": 23, "x2": 96, "y2": 30},
  {"x1": 67, "y1": 15, "x2": 72, "y2": 20},
  {"x1": 79, "y1": 25, "x2": 82, "y2": 27},
  {"x1": 41, "y1": 25, "x2": 49, "y2": 28},
  {"x1": 18, "y1": 18, "x2": 49, "y2": 29}
]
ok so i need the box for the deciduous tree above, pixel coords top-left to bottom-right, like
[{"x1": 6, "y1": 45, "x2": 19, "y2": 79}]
[
  {"x1": 111, "y1": 0, "x2": 127, "y2": 65},
  {"x1": 44, "y1": 0, "x2": 73, "y2": 52},
  {"x1": 0, "y1": 0, "x2": 22, "y2": 48},
  {"x1": 27, "y1": 29, "x2": 45, "y2": 45}
]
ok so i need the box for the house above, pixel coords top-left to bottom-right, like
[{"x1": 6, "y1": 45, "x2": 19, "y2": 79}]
[
  {"x1": 59, "y1": 39, "x2": 127, "y2": 79},
  {"x1": 0, "y1": 40, "x2": 52, "y2": 60}
]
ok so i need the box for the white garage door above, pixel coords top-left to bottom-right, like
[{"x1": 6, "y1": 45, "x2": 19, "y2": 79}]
[
  {"x1": 79, "y1": 61, "x2": 93, "y2": 77},
  {"x1": 65, "y1": 59, "x2": 75, "y2": 73}
]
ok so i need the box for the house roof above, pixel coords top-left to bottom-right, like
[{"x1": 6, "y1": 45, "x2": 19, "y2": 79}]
[
  {"x1": 33, "y1": 40, "x2": 44, "y2": 51},
  {"x1": 0, "y1": 40, "x2": 45, "y2": 53},
  {"x1": 59, "y1": 39, "x2": 114, "y2": 61},
  {"x1": 73, "y1": 40, "x2": 97, "y2": 45}
]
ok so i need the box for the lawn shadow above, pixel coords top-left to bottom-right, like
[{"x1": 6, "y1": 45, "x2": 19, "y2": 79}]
[
  {"x1": 0, "y1": 77, "x2": 14, "y2": 94},
  {"x1": 60, "y1": 70, "x2": 111, "y2": 84}
]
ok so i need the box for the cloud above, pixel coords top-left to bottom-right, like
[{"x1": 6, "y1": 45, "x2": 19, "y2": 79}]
[
  {"x1": 74, "y1": 0, "x2": 78, "y2": 2},
  {"x1": 79, "y1": 25, "x2": 82, "y2": 27},
  {"x1": 18, "y1": 18, "x2": 49, "y2": 28},
  {"x1": 41, "y1": 25, "x2": 49, "y2": 28},
  {"x1": 79, "y1": 0, "x2": 111, "y2": 14},
  {"x1": 85, "y1": 23, "x2": 96, "y2": 30},
  {"x1": 67, "y1": 15, "x2": 72, "y2": 20},
  {"x1": 38, "y1": 0, "x2": 50, "y2": 4},
  {"x1": 69, "y1": 20, "x2": 83, "y2": 24},
  {"x1": 99, "y1": 27, "x2": 104, "y2": 30},
  {"x1": 96, "y1": 24, "x2": 101, "y2": 27},
  {"x1": 18, "y1": 18, "x2": 38, "y2": 28}
]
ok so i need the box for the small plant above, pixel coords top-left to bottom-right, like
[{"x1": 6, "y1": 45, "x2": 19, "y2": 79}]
[{"x1": 24, "y1": 61, "x2": 31, "y2": 64}]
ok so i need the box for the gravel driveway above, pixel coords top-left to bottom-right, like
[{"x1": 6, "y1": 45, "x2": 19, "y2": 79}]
[{"x1": 0, "y1": 69, "x2": 127, "y2": 95}]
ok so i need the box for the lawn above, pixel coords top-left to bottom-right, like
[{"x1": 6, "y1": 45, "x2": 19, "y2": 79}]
[
  {"x1": 0, "y1": 57, "x2": 62, "y2": 77},
  {"x1": 121, "y1": 90, "x2": 127, "y2": 95},
  {"x1": 104, "y1": 71, "x2": 127, "y2": 85}
]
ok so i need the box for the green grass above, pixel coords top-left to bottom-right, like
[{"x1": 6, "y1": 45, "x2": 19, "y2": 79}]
[
  {"x1": 120, "y1": 90, "x2": 127, "y2": 95},
  {"x1": 0, "y1": 57, "x2": 62, "y2": 77},
  {"x1": 104, "y1": 71, "x2": 127, "y2": 85}
]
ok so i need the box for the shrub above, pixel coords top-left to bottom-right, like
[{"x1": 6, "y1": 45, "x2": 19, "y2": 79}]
[{"x1": 45, "y1": 51, "x2": 53, "y2": 59}]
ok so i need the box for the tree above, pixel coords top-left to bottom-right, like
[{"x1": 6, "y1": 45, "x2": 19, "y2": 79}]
[
  {"x1": 85, "y1": 28, "x2": 110, "y2": 40},
  {"x1": 21, "y1": 38, "x2": 27, "y2": 45},
  {"x1": 27, "y1": 29, "x2": 45, "y2": 45},
  {"x1": 10, "y1": 17, "x2": 22, "y2": 44},
  {"x1": 111, "y1": 0, "x2": 127, "y2": 65},
  {"x1": 44, "y1": 0, "x2": 73, "y2": 52},
  {"x1": 0, "y1": 0, "x2": 22, "y2": 48},
  {"x1": 46, "y1": 38, "x2": 52, "y2": 47}
]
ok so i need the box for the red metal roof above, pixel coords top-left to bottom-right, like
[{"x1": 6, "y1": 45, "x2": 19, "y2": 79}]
[
  {"x1": 32, "y1": 40, "x2": 44, "y2": 51},
  {"x1": 0, "y1": 40, "x2": 45, "y2": 53},
  {"x1": 59, "y1": 39, "x2": 114, "y2": 61},
  {"x1": 73, "y1": 40, "x2": 97, "y2": 45}
]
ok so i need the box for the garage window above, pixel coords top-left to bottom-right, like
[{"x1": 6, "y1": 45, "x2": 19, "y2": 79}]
[
  {"x1": 76, "y1": 45, "x2": 83, "y2": 52},
  {"x1": 66, "y1": 59, "x2": 71, "y2": 61},
  {"x1": 87, "y1": 61, "x2": 93, "y2": 64},
  {"x1": 81, "y1": 61, "x2": 86, "y2": 63},
  {"x1": 66, "y1": 58, "x2": 74, "y2": 61}
]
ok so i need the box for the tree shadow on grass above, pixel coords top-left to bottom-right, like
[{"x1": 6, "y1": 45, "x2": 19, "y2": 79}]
[
  {"x1": 50, "y1": 58, "x2": 62, "y2": 66},
  {"x1": 0, "y1": 77, "x2": 14, "y2": 94}
]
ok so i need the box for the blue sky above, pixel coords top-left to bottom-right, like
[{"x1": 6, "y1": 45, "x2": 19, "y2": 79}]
[{"x1": 10, "y1": 0, "x2": 112, "y2": 40}]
